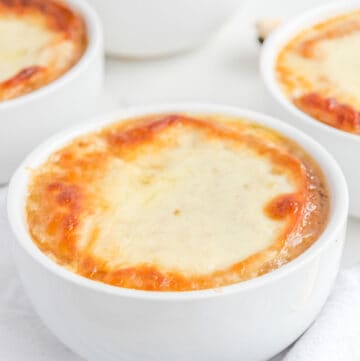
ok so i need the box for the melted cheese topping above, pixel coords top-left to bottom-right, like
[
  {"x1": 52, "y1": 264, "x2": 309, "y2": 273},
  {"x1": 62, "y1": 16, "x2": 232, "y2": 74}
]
[
  {"x1": 26, "y1": 114, "x2": 329, "y2": 291},
  {"x1": 0, "y1": 0, "x2": 86, "y2": 101},
  {"x1": 84, "y1": 132, "x2": 294, "y2": 275},
  {"x1": 276, "y1": 10, "x2": 360, "y2": 134}
]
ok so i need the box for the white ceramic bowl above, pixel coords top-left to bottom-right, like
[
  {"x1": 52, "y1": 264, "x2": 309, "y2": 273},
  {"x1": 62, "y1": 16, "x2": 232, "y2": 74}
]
[
  {"x1": 260, "y1": 1, "x2": 360, "y2": 217},
  {"x1": 85, "y1": 0, "x2": 241, "y2": 58},
  {"x1": 0, "y1": 0, "x2": 103, "y2": 184},
  {"x1": 7, "y1": 104, "x2": 348, "y2": 361}
]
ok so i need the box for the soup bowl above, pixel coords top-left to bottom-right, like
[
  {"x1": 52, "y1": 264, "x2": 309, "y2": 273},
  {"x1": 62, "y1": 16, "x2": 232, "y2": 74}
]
[
  {"x1": 86, "y1": 0, "x2": 241, "y2": 58},
  {"x1": 7, "y1": 104, "x2": 348, "y2": 361},
  {"x1": 0, "y1": 0, "x2": 103, "y2": 184},
  {"x1": 260, "y1": 1, "x2": 360, "y2": 217}
]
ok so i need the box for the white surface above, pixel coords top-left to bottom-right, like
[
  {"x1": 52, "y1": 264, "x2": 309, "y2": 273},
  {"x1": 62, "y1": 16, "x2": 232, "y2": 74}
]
[
  {"x1": 260, "y1": 1, "x2": 360, "y2": 217},
  {"x1": 283, "y1": 264, "x2": 360, "y2": 361},
  {"x1": 1, "y1": 0, "x2": 359, "y2": 360}
]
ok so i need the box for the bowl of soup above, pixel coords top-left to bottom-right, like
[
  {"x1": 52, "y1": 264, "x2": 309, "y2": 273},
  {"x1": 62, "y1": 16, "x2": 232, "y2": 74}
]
[
  {"x1": 0, "y1": 0, "x2": 103, "y2": 183},
  {"x1": 261, "y1": 1, "x2": 360, "y2": 217},
  {"x1": 7, "y1": 104, "x2": 348, "y2": 361}
]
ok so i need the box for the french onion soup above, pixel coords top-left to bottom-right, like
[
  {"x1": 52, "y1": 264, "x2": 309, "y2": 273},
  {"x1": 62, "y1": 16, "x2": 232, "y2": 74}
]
[
  {"x1": 0, "y1": 0, "x2": 87, "y2": 101},
  {"x1": 26, "y1": 113, "x2": 330, "y2": 291},
  {"x1": 276, "y1": 10, "x2": 360, "y2": 135}
]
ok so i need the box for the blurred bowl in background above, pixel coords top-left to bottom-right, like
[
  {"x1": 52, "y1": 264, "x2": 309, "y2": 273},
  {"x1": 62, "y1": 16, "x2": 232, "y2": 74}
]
[
  {"x1": 260, "y1": 1, "x2": 360, "y2": 217},
  {"x1": 0, "y1": 0, "x2": 103, "y2": 184},
  {"x1": 86, "y1": 0, "x2": 241, "y2": 58}
]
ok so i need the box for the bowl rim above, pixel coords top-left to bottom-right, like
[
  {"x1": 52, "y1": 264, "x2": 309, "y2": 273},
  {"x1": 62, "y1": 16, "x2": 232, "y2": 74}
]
[
  {"x1": 0, "y1": 0, "x2": 102, "y2": 111},
  {"x1": 260, "y1": 1, "x2": 360, "y2": 143},
  {"x1": 7, "y1": 103, "x2": 349, "y2": 301}
]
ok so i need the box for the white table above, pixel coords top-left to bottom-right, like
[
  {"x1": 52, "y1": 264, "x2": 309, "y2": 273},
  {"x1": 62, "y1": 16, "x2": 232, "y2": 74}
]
[{"x1": 1, "y1": 0, "x2": 358, "y2": 360}]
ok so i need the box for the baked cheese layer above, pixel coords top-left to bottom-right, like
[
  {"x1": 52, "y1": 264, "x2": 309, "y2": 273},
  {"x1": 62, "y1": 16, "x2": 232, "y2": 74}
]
[
  {"x1": 85, "y1": 129, "x2": 294, "y2": 275},
  {"x1": 276, "y1": 10, "x2": 360, "y2": 134},
  {"x1": 0, "y1": 0, "x2": 86, "y2": 101},
  {"x1": 26, "y1": 114, "x2": 329, "y2": 291}
]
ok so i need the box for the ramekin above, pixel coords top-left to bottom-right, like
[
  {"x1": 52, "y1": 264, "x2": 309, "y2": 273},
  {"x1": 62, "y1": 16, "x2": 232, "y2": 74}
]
[
  {"x1": 7, "y1": 104, "x2": 348, "y2": 361},
  {"x1": 0, "y1": 0, "x2": 103, "y2": 184},
  {"x1": 260, "y1": 1, "x2": 360, "y2": 217},
  {"x1": 85, "y1": 0, "x2": 241, "y2": 58}
]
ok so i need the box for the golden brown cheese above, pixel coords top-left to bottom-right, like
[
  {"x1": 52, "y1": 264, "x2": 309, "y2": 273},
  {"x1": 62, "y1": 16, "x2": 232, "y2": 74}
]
[
  {"x1": 26, "y1": 113, "x2": 330, "y2": 291},
  {"x1": 276, "y1": 10, "x2": 360, "y2": 134},
  {"x1": 0, "y1": 0, "x2": 87, "y2": 101}
]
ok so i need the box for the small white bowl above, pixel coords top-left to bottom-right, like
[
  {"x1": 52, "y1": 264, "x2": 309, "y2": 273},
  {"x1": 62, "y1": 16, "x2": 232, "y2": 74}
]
[
  {"x1": 0, "y1": 0, "x2": 103, "y2": 184},
  {"x1": 7, "y1": 104, "x2": 348, "y2": 361},
  {"x1": 260, "y1": 1, "x2": 360, "y2": 217},
  {"x1": 86, "y1": 0, "x2": 241, "y2": 58}
]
